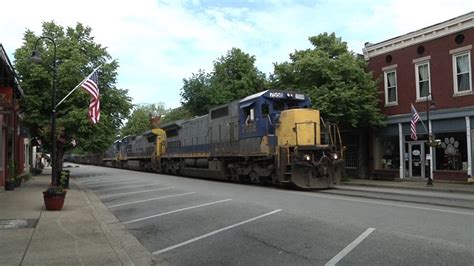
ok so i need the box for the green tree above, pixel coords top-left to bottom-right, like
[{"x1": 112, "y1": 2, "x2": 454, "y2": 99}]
[
  {"x1": 271, "y1": 32, "x2": 384, "y2": 128},
  {"x1": 181, "y1": 48, "x2": 267, "y2": 116},
  {"x1": 180, "y1": 70, "x2": 213, "y2": 116},
  {"x1": 120, "y1": 103, "x2": 168, "y2": 137},
  {"x1": 161, "y1": 106, "x2": 192, "y2": 124},
  {"x1": 271, "y1": 33, "x2": 385, "y2": 178},
  {"x1": 14, "y1": 21, "x2": 132, "y2": 172}
]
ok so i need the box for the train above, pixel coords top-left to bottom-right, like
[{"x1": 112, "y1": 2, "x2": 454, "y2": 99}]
[{"x1": 69, "y1": 90, "x2": 345, "y2": 189}]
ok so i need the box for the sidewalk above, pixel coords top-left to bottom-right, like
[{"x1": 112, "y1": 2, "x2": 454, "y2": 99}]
[
  {"x1": 340, "y1": 178, "x2": 474, "y2": 194},
  {"x1": 330, "y1": 178, "x2": 474, "y2": 209},
  {"x1": 0, "y1": 169, "x2": 153, "y2": 266}
]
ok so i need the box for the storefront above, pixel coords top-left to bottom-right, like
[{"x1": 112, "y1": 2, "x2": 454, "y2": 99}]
[{"x1": 373, "y1": 108, "x2": 473, "y2": 182}]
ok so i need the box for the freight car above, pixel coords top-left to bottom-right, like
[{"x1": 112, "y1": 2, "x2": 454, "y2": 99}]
[{"x1": 72, "y1": 90, "x2": 344, "y2": 189}]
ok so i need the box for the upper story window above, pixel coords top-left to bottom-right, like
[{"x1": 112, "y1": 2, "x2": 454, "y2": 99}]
[
  {"x1": 415, "y1": 62, "x2": 431, "y2": 100},
  {"x1": 383, "y1": 68, "x2": 398, "y2": 106},
  {"x1": 452, "y1": 50, "x2": 472, "y2": 95}
]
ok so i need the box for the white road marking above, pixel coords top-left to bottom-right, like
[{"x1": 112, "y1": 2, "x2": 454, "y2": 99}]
[
  {"x1": 87, "y1": 181, "x2": 147, "y2": 188},
  {"x1": 325, "y1": 227, "x2": 376, "y2": 266},
  {"x1": 80, "y1": 178, "x2": 135, "y2": 184},
  {"x1": 153, "y1": 209, "x2": 282, "y2": 254},
  {"x1": 99, "y1": 187, "x2": 174, "y2": 198},
  {"x1": 286, "y1": 191, "x2": 474, "y2": 216},
  {"x1": 124, "y1": 199, "x2": 232, "y2": 224},
  {"x1": 109, "y1": 192, "x2": 196, "y2": 208},
  {"x1": 96, "y1": 183, "x2": 161, "y2": 192}
]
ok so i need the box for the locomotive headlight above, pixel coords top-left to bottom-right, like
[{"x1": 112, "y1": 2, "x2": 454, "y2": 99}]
[
  {"x1": 332, "y1": 153, "x2": 338, "y2": 160},
  {"x1": 303, "y1": 154, "x2": 311, "y2": 161}
]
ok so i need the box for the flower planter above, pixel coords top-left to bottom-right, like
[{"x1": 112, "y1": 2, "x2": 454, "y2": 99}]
[
  {"x1": 43, "y1": 191, "x2": 67, "y2": 211},
  {"x1": 14, "y1": 178, "x2": 22, "y2": 187},
  {"x1": 5, "y1": 181, "x2": 15, "y2": 191}
]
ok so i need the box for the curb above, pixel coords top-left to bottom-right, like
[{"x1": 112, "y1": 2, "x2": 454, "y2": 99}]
[
  {"x1": 324, "y1": 188, "x2": 474, "y2": 210},
  {"x1": 74, "y1": 179, "x2": 157, "y2": 266},
  {"x1": 339, "y1": 182, "x2": 474, "y2": 195}
]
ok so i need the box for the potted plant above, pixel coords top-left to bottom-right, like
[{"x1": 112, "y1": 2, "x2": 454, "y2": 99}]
[
  {"x1": 43, "y1": 171, "x2": 68, "y2": 211},
  {"x1": 5, "y1": 161, "x2": 17, "y2": 191}
]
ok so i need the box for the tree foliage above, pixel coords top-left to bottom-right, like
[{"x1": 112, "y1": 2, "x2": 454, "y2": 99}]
[
  {"x1": 181, "y1": 48, "x2": 267, "y2": 116},
  {"x1": 14, "y1": 21, "x2": 133, "y2": 166},
  {"x1": 271, "y1": 33, "x2": 384, "y2": 128},
  {"x1": 120, "y1": 103, "x2": 168, "y2": 137},
  {"x1": 161, "y1": 106, "x2": 192, "y2": 124}
]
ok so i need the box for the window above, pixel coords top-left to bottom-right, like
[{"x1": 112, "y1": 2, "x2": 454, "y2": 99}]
[
  {"x1": 344, "y1": 145, "x2": 359, "y2": 169},
  {"x1": 244, "y1": 106, "x2": 255, "y2": 125},
  {"x1": 453, "y1": 51, "x2": 472, "y2": 94},
  {"x1": 435, "y1": 132, "x2": 467, "y2": 171},
  {"x1": 376, "y1": 137, "x2": 400, "y2": 170},
  {"x1": 416, "y1": 62, "x2": 431, "y2": 100},
  {"x1": 384, "y1": 70, "x2": 398, "y2": 105},
  {"x1": 211, "y1": 106, "x2": 229, "y2": 120},
  {"x1": 261, "y1": 103, "x2": 269, "y2": 115}
]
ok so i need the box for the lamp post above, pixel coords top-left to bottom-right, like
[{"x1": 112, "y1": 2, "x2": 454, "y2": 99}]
[
  {"x1": 426, "y1": 94, "x2": 436, "y2": 186},
  {"x1": 31, "y1": 36, "x2": 58, "y2": 186}
]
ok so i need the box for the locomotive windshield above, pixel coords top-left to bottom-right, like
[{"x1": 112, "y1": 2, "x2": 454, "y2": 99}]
[{"x1": 272, "y1": 99, "x2": 309, "y2": 110}]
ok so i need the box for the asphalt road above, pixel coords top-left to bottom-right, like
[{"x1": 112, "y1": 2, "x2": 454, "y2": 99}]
[{"x1": 71, "y1": 164, "x2": 474, "y2": 266}]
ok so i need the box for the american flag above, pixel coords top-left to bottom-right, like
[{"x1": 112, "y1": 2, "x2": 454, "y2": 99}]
[
  {"x1": 81, "y1": 70, "x2": 100, "y2": 123},
  {"x1": 410, "y1": 104, "x2": 420, "y2": 140}
]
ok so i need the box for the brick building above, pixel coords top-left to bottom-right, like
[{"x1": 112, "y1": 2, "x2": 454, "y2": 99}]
[
  {"x1": 363, "y1": 12, "x2": 473, "y2": 182},
  {"x1": 0, "y1": 43, "x2": 28, "y2": 187}
]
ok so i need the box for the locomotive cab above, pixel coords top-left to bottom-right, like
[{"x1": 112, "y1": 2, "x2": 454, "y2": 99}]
[
  {"x1": 237, "y1": 90, "x2": 343, "y2": 188},
  {"x1": 276, "y1": 108, "x2": 344, "y2": 188}
]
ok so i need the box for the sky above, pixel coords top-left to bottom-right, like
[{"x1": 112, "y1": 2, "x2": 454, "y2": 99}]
[{"x1": 1, "y1": 0, "x2": 472, "y2": 109}]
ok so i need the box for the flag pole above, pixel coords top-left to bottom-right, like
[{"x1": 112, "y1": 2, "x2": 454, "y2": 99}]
[
  {"x1": 55, "y1": 65, "x2": 102, "y2": 109},
  {"x1": 412, "y1": 103, "x2": 428, "y2": 133}
]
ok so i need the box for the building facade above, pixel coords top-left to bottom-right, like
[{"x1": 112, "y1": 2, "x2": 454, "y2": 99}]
[
  {"x1": 363, "y1": 12, "x2": 473, "y2": 182},
  {"x1": 0, "y1": 43, "x2": 28, "y2": 187}
]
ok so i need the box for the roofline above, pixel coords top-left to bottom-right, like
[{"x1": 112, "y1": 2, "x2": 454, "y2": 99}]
[
  {"x1": 0, "y1": 43, "x2": 24, "y2": 97},
  {"x1": 363, "y1": 11, "x2": 474, "y2": 60}
]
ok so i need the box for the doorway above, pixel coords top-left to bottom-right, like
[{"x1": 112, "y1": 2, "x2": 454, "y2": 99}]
[{"x1": 409, "y1": 142, "x2": 425, "y2": 178}]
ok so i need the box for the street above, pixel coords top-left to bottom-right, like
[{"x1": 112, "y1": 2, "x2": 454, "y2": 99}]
[{"x1": 73, "y1": 164, "x2": 474, "y2": 265}]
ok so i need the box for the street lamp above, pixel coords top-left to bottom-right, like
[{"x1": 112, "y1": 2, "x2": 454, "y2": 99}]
[
  {"x1": 426, "y1": 93, "x2": 439, "y2": 186},
  {"x1": 31, "y1": 36, "x2": 58, "y2": 186}
]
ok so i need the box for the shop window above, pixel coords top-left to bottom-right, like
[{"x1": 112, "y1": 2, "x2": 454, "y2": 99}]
[
  {"x1": 435, "y1": 132, "x2": 467, "y2": 170},
  {"x1": 344, "y1": 145, "x2": 358, "y2": 168},
  {"x1": 377, "y1": 137, "x2": 400, "y2": 169}
]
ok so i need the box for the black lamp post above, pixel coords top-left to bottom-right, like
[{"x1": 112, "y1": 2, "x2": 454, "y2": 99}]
[
  {"x1": 31, "y1": 36, "x2": 58, "y2": 186},
  {"x1": 426, "y1": 94, "x2": 436, "y2": 186}
]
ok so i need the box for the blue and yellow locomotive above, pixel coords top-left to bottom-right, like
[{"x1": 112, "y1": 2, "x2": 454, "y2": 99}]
[{"x1": 152, "y1": 90, "x2": 344, "y2": 189}]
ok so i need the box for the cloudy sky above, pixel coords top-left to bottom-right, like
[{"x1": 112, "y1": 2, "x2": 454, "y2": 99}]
[{"x1": 1, "y1": 0, "x2": 472, "y2": 108}]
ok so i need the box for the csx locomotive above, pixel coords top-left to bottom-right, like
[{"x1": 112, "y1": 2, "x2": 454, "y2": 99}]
[{"x1": 83, "y1": 90, "x2": 344, "y2": 189}]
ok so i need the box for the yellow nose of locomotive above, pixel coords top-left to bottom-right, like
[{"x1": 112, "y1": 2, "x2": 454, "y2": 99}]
[{"x1": 276, "y1": 109, "x2": 321, "y2": 146}]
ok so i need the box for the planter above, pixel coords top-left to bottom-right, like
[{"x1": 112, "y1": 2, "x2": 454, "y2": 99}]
[
  {"x1": 14, "y1": 178, "x2": 22, "y2": 187},
  {"x1": 5, "y1": 181, "x2": 15, "y2": 191},
  {"x1": 43, "y1": 191, "x2": 67, "y2": 211}
]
